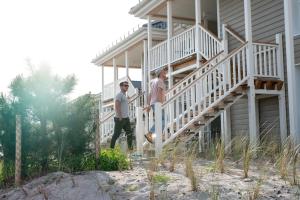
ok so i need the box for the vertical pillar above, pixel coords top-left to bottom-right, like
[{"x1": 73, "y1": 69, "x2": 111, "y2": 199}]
[
  {"x1": 276, "y1": 33, "x2": 287, "y2": 143},
  {"x1": 195, "y1": 0, "x2": 202, "y2": 67},
  {"x1": 136, "y1": 107, "x2": 144, "y2": 155},
  {"x1": 284, "y1": 0, "x2": 298, "y2": 143},
  {"x1": 217, "y1": 0, "x2": 221, "y2": 38},
  {"x1": 147, "y1": 16, "x2": 152, "y2": 93},
  {"x1": 113, "y1": 58, "x2": 118, "y2": 98},
  {"x1": 143, "y1": 40, "x2": 148, "y2": 105},
  {"x1": 101, "y1": 65, "x2": 105, "y2": 111},
  {"x1": 15, "y1": 115, "x2": 21, "y2": 186},
  {"x1": 221, "y1": 108, "x2": 231, "y2": 153},
  {"x1": 167, "y1": 0, "x2": 173, "y2": 88},
  {"x1": 244, "y1": 0, "x2": 257, "y2": 147},
  {"x1": 125, "y1": 51, "x2": 129, "y2": 78},
  {"x1": 199, "y1": 127, "x2": 204, "y2": 153},
  {"x1": 155, "y1": 103, "x2": 163, "y2": 157}
]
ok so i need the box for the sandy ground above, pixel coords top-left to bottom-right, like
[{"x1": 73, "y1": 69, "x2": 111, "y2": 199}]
[{"x1": 1, "y1": 159, "x2": 300, "y2": 200}]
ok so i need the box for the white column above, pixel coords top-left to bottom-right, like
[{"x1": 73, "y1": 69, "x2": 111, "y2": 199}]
[
  {"x1": 143, "y1": 40, "x2": 148, "y2": 104},
  {"x1": 221, "y1": 108, "x2": 231, "y2": 153},
  {"x1": 167, "y1": 0, "x2": 173, "y2": 88},
  {"x1": 136, "y1": 107, "x2": 144, "y2": 155},
  {"x1": 244, "y1": 0, "x2": 257, "y2": 147},
  {"x1": 155, "y1": 103, "x2": 163, "y2": 157},
  {"x1": 113, "y1": 58, "x2": 118, "y2": 98},
  {"x1": 147, "y1": 16, "x2": 152, "y2": 92},
  {"x1": 195, "y1": 0, "x2": 202, "y2": 67},
  {"x1": 217, "y1": 0, "x2": 221, "y2": 38},
  {"x1": 284, "y1": 0, "x2": 299, "y2": 143},
  {"x1": 101, "y1": 65, "x2": 105, "y2": 111},
  {"x1": 125, "y1": 51, "x2": 129, "y2": 78},
  {"x1": 276, "y1": 33, "x2": 287, "y2": 144},
  {"x1": 199, "y1": 127, "x2": 205, "y2": 153}
]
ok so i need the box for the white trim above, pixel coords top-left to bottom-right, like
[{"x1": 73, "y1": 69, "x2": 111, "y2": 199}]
[
  {"x1": 284, "y1": 0, "x2": 299, "y2": 143},
  {"x1": 148, "y1": 16, "x2": 153, "y2": 93}
]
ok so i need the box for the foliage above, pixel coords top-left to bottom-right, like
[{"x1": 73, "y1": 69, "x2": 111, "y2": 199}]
[
  {"x1": 153, "y1": 174, "x2": 170, "y2": 184},
  {"x1": 99, "y1": 147, "x2": 129, "y2": 171},
  {"x1": 0, "y1": 66, "x2": 98, "y2": 187}
]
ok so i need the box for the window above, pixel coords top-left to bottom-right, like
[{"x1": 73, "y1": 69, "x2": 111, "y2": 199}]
[{"x1": 293, "y1": 0, "x2": 300, "y2": 36}]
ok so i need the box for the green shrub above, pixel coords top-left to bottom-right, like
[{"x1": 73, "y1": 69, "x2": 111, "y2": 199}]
[
  {"x1": 99, "y1": 147, "x2": 129, "y2": 171},
  {"x1": 153, "y1": 174, "x2": 170, "y2": 185}
]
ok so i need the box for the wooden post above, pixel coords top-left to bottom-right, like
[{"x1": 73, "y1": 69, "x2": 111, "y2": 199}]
[
  {"x1": 135, "y1": 107, "x2": 144, "y2": 155},
  {"x1": 95, "y1": 102, "x2": 100, "y2": 159},
  {"x1": 276, "y1": 33, "x2": 287, "y2": 144},
  {"x1": 244, "y1": 0, "x2": 257, "y2": 148},
  {"x1": 155, "y1": 103, "x2": 163, "y2": 157},
  {"x1": 15, "y1": 115, "x2": 21, "y2": 186}
]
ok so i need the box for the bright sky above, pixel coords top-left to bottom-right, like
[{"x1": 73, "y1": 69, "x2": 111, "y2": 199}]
[{"x1": 0, "y1": 0, "x2": 144, "y2": 99}]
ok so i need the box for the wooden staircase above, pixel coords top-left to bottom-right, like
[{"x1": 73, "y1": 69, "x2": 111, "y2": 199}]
[{"x1": 141, "y1": 41, "x2": 283, "y2": 156}]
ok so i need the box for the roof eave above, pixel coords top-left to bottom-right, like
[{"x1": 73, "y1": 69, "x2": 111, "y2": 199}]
[
  {"x1": 92, "y1": 28, "x2": 167, "y2": 66},
  {"x1": 129, "y1": 0, "x2": 165, "y2": 18}
]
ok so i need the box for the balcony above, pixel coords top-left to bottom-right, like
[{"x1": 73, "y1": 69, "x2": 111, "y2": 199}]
[{"x1": 149, "y1": 25, "x2": 223, "y2": 72}]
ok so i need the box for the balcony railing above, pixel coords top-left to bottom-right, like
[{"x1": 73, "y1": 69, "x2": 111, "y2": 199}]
[
  {"x1": 149, "y1": 25, "x2": 223, "y2": 72},
  {"x1": 253, "y1": 42, "x2": 280, "y2": 78}
]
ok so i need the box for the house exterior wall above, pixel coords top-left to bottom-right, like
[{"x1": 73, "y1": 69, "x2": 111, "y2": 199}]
[
  {"x1": 258, "y1": 97, "x2": 280, "y2": 141},
  {"x1": 220, "y1": 0, "x2": 284, "y2": 139},
  {"x1": 295, "y1": 36, "x2": 300, "y2": 65},
  {"x1": 230, "y1": 97, "x2": 249, "y2": 138}
]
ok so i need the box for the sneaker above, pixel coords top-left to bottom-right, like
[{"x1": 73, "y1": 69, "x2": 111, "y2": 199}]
[{"x1": 144, "y1": 132, "x2": 153, "y2": 144}]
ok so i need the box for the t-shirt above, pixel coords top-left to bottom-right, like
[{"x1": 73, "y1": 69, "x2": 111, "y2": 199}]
[
  {"x1": 150, "y1": 78, "x2": 166, "y2": 105},
  {"x1": 115, "y1": 92, "x2": 129, "y2": 118}
]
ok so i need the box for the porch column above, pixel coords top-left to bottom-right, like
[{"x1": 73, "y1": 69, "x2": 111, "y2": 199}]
[
  {"x1": 147, "y1": 16, "x2": 152, "y2": 93},
  {"x1": 101, "y1": 65, "x2": 105, "y2": 114},
  {"x1": 195, "y1": 0, "x2": 202, "y2": 67},
  {"x1": 113, "y1": 58, "x2": 118, "y2": 99},
  {"x1": 167, "y1": 0, "x2": 173, "y2": 88},
  {"x1": 143, "y1": 40, "x2": 148, "y2": 105},
  {"x1": 221, "y1": 24, "x2": 230, "y2": 151},
  {"x1": 284, "y1": 0, "x2": 299, "y2": 143},
  {"x1": 125, "y1": 51, "x2": 129, "y2": 78},
  {"x1": 276, "y1": 33, "x2": 287, "y2": 144},
  {"x1": 244, "y1": 0, "x2": 257, "y2": 147}
]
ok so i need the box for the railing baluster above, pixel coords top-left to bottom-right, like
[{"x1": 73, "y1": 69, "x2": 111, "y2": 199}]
[
  {"x1": 268, "y1": 47, "x2": 272, "y2": 76},
  {"x1": 273, "y1": 48, "x2": 277, "y2": 77},
  {"x1": 263, "y1": 46, "x2": 267, "y2": 76}
]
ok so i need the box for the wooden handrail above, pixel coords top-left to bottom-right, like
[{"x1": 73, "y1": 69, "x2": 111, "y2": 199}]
[
  {"x1": 225, "y1": 26, "x2": 245, "y2": 43},
  {"x1": 253, "y1": 42, "x2": 278, "y2": 47},
  {"x1": 198, "y1": 24, "x2": 222, "y2": 43},
  {"x1": 162, "y1": 42, "x2": 248, "y2": 106},
  {"x1": 166, "y1": 50, "x2": 224, "y2": 94}
]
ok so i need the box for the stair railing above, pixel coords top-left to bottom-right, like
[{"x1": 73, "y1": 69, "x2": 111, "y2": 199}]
[{"x1": 153, "y1": 42, "x2": 249, "y2": 155}]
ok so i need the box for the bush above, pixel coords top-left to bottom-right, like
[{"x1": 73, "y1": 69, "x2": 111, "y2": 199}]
[{"x1": 99, "y1": 147, "x2": 129, "y2": 171}]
